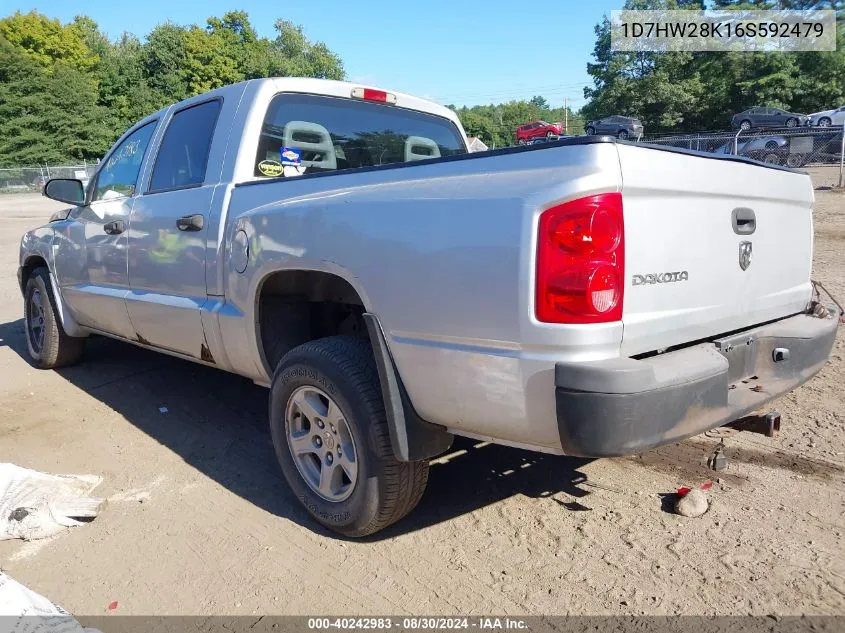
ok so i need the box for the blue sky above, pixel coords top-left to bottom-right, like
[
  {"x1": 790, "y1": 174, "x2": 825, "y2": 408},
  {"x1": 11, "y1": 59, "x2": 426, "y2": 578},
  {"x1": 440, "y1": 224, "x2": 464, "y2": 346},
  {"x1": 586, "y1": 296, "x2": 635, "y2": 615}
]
[{"x1": 12, "y1": 0, "x2": 623, "y2": 109}]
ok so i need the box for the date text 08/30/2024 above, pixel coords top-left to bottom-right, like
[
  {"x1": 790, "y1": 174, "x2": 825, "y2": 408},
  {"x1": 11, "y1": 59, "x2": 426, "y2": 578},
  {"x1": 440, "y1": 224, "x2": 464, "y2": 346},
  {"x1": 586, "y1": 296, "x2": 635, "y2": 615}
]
[{"x1": 307, "y1": 618, "x2": 528, "y2": 630}]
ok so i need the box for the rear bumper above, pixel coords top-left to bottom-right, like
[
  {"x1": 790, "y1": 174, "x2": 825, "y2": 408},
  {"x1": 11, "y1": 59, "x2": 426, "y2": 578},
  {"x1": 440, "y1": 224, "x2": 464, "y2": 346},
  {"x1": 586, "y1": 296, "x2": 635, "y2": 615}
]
[{"x1": 554, "y1": 309, "x2": 839, "y2": 457}]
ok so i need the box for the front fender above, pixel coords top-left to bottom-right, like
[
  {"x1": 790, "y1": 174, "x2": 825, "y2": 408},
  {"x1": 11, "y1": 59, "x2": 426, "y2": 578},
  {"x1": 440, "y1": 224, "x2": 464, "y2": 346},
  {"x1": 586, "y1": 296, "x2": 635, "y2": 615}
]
[{"x1": 19, "y1": 224, "x2": 87, "y2": 338}]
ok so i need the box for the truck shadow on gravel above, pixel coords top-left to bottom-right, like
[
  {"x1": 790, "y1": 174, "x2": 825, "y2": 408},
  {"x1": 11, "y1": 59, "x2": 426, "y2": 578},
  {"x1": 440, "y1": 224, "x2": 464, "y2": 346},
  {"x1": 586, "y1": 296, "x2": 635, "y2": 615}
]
[{"x1": 0, "y1": 319, "x2": 594, "y2": 539}]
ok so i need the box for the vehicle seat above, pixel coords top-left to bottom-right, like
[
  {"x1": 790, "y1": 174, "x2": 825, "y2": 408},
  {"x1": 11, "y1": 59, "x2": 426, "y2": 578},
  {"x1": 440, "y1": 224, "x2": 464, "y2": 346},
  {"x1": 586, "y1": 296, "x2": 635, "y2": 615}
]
[
  {"x1": 404, "y1": 136, "x2": 440, "y2": 162},
  {"x1": 282, "y1": 121, "x2": 337, "y2": 170}
]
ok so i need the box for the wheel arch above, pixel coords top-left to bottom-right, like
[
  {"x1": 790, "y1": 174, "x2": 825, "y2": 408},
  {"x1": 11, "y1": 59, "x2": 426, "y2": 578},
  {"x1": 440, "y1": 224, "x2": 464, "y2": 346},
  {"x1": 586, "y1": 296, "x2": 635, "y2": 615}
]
[
  {"x1": 19, "y1": 255, "x2": 49, "y2": 294},
  {"x1": 254, "y1": 267, "x2": 372, "y2": 377},
  {"x1": 254, "y1": 266, "x2": 452, "y2": 462},
  {"x1": 20, "y1": 255, "x2": 87, "y2": 339}
]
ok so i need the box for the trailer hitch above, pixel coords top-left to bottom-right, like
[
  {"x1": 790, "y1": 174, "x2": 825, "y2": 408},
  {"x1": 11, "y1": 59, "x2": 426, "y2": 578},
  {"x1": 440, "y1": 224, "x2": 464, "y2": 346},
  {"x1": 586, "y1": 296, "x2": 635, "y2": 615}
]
[{"x1": 728, "y1": 410, "x2": 782, "y2": 438}]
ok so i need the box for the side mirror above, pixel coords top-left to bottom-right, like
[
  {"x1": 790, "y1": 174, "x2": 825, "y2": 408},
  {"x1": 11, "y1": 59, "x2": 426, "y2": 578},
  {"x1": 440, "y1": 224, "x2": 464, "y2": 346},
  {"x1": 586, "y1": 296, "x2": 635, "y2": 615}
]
[{"x1": 43, "y1": 178, "x2": 84, "y2": 205}]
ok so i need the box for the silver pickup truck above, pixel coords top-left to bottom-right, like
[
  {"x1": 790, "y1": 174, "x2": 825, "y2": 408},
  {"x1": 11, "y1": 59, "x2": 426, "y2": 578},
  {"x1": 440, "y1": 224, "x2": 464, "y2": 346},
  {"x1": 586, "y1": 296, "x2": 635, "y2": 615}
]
[{"x1": 19, "y1": 78, "x2": 839, "y2": 536}]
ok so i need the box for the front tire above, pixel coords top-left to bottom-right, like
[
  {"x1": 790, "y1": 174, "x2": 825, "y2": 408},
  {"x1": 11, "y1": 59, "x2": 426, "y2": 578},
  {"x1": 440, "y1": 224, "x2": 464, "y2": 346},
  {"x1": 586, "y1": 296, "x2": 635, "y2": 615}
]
[
  {"x1": 585, "y1": 126, "x2": 596, "y2": 135},
  {"x1": 517, "y1": 138, "x2": 526, "y2": 145},
  {"x1": 740, "y1": 120, "x2": 752, "y2": 131},
  {"x1": 786, "y1": 117, "x2": 798, "y2": 128},
  {"x1": 269, "y1": 336, "x2": 429, "y2": 537},
  {"x1": 24, "y1": 267, "x2": 85, "y2": 369}
]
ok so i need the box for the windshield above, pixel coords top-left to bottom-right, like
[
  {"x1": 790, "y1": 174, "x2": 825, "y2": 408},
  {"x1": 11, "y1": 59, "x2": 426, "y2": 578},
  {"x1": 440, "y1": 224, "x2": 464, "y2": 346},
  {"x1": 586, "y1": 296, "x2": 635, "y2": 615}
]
[{"x1": 254, "y1": 93, "x2": 466, "y2": 178}]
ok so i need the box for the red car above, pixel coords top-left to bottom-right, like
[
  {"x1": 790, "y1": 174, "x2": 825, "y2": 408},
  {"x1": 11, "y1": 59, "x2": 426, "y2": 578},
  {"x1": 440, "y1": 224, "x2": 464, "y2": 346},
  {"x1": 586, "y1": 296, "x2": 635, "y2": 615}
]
[{"x1": 515, "y1": 120, "x2": 563, "y2": 144}]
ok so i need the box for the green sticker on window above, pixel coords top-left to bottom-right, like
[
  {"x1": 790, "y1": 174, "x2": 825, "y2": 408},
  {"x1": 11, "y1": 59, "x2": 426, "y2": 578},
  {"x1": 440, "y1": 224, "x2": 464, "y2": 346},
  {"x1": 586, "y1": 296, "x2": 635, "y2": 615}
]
[{"x1": 257, "y1": 160, "x2": 283, "y2": 177}]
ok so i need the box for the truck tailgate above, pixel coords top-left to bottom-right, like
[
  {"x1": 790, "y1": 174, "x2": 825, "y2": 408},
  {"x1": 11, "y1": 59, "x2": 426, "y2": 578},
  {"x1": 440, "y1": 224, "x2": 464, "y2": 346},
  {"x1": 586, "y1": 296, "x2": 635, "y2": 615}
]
[{"x1": 617, "y1": 144, "x2": 814, "y2": 356}]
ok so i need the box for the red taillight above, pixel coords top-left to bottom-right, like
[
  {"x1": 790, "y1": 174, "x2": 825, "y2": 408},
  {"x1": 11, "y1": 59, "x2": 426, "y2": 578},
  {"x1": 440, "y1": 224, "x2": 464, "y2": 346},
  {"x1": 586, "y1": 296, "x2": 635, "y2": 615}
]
[
  {"x1": 351, "y1": 87, "x2": 397, "y2": 105},
  {"x1": 536, "y1": 193, "x2": 624, "y2": 324}
]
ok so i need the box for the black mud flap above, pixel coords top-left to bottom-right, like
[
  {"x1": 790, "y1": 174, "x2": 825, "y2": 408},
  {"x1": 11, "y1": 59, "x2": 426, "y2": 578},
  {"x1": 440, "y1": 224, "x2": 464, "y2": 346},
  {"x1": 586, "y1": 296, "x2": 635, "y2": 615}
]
[{"x1": 363, "y1": 313, "x2": 453, "y2": 462}]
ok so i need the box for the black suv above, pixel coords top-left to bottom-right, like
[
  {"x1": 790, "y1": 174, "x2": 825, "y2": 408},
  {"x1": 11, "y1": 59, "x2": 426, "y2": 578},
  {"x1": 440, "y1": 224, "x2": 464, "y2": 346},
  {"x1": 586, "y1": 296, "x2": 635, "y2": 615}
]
[{"x1": 584, "y1": 116, "x2": 644, "y2": 139}]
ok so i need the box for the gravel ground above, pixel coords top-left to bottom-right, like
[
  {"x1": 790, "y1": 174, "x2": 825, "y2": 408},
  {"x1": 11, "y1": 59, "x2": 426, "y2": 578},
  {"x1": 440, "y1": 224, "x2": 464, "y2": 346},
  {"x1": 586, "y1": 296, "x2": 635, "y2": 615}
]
[{"x1": 0, "y1": 173, "x2": 842, "y2": 616}]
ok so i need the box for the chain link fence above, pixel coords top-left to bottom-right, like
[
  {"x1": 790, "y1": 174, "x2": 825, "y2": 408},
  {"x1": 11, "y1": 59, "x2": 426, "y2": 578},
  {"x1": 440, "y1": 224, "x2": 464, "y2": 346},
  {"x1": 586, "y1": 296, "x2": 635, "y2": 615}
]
[
  {"x1": 4, "y1": 127, "x2": 845, "y2": 192},
  {"x1": 643, "y1": 126, "x2": 845, "y2": 176},
  {"x1": 0, "y1": 163, "x2": 98, "y2": 194}
]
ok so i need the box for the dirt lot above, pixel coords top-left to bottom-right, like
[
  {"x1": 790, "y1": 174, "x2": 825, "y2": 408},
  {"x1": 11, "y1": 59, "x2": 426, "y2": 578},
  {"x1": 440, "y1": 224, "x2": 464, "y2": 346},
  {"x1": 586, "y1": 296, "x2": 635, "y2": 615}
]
[{"x1": 0, "y1": 173, "x2": 843, "y2": 616}]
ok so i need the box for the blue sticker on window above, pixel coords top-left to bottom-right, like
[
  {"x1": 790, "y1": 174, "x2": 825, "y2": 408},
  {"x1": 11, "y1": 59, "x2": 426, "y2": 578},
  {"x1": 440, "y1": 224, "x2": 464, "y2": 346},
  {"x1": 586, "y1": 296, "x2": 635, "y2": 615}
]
[{"x1": 280, "y1": 147, "x2": 301, "y2": 166}]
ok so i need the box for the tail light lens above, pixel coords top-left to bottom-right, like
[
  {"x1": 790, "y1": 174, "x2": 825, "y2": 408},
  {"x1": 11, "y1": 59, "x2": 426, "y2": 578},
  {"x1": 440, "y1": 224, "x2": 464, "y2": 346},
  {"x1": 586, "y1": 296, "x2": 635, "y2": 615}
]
[{"x1": 536, "y1": 193, "x2": 624, "y2": 324}]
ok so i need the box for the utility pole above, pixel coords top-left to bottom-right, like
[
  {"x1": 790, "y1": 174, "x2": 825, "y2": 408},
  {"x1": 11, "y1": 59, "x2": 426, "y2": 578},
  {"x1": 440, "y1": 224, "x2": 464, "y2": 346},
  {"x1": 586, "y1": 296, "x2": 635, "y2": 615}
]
[{"x1": 564, "y1": 97, "x2": 568, "y2": 134}]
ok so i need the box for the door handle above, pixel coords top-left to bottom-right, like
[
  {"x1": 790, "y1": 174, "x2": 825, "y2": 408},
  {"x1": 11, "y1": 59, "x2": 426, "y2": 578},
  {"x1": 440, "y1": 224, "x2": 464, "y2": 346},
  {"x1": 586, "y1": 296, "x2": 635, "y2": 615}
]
[
  {"x1": 176, "y1": 214, "x2": 204, "y2": 232},
  {"x1": 103, "y1": 220, "x2": 125, "y2": 235},
  {"x1": 731, "y1": 207, "x2": 756, "y2": 235}
]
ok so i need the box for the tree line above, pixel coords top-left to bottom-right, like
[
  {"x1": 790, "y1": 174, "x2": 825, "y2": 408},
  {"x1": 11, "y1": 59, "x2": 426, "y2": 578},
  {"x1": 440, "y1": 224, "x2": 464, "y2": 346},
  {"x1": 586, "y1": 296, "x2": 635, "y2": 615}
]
[
  {"x1": 580, "y1": 0, "x2": 845, "y2": 134},
  {"x1": 0, "y1": 2, "x2": 843, "y2": 167},
  {"x1": 0, "y1": 10, "x2": 344, "y2": 167}
]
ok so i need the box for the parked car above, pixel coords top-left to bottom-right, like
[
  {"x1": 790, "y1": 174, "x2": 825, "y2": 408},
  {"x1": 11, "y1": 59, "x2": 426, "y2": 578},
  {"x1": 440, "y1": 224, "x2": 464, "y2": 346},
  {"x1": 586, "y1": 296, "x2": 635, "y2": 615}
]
[
  {"x1": 731, "y1": 107, "x2": 808, "y2": 130},
  {"x1": 528, "y1": 134, "x2": 574, "y2": 145},
  {"x1": 807, "y1": 105, "x2": 845, "y2": 127},
  {"x1": 715, "y1": 135, "x2": 811, "y2": 167},
  {"x1": 20, "y1": 78, "x2": 839, "y2": 537},
  {"x1": 584, "y1": 116, "x2": 644, "y2": 139},
  {"x1": 515, "y1": 120, "x2": 563, "y2": 144}
]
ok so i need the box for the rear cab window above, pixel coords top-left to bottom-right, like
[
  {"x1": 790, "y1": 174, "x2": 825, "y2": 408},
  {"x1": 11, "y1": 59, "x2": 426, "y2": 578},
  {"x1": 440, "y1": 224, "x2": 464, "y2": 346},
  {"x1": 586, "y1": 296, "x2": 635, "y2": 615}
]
[{"x1": 254, "y1": 93, "x2": 466, "y2": 178}]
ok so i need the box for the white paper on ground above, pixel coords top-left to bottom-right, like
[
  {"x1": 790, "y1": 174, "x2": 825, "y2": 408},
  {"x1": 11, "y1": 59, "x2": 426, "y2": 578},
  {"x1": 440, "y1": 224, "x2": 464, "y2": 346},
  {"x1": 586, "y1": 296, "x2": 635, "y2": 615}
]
[
  {"x1": 0, "y1": 463, "x2": 105, "y2": 541},
  {"x1": 0, "y1": 572, "x2": 99, "y2": 633}
]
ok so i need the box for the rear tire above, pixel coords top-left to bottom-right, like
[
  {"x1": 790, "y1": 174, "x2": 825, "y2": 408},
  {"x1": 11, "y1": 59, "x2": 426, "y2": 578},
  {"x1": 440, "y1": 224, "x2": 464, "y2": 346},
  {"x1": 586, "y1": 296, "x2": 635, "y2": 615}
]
[
  {"x1": 23, "y1": 267, "x2": 85, "y2": 369},
  {"x1": 818, "y1": 117, "x2": 832, "y2": 127},
  {"x1": 269, "y1": 336, "x2": 429, "y2": 537},
  {"x1": 617, "y1": 129, "x2": 629, "y2": 140},
  {"x1": 517, "y1": 139, "x2": 526, "y2": 145},
  {"x1": 763, "y1": 152, "x2": 780, "y2": 165}
]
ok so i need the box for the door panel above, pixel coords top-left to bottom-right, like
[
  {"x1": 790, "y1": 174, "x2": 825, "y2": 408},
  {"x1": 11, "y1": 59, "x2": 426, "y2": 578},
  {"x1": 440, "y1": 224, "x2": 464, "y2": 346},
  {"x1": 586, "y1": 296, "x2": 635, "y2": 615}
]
[
  {"x1": 53, "y1": 121, "x2": 158, "y2": 339},
  {"x1": 54, "y1": 199, "x2": 136, "y2": 338},
  {"x1": 126, "y1": 187, "x2": 213, "y2": 357},
  {"x1": 126, "y1": 98, "x2": 222, "y2": 358}
]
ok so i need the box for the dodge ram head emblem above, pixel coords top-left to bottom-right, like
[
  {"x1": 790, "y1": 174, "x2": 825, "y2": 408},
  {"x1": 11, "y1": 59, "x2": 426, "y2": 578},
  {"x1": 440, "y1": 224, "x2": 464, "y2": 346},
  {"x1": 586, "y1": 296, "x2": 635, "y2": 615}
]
[{"x1": 739, "y1": 241, "x2": 752, "y2": 271}]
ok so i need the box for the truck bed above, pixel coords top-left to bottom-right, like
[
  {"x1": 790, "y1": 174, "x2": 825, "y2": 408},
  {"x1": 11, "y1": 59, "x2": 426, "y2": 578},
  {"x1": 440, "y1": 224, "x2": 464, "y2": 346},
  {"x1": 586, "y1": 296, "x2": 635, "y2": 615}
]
[{"x1": 222, "y1": 136, "x2": 815, "y2": 450}]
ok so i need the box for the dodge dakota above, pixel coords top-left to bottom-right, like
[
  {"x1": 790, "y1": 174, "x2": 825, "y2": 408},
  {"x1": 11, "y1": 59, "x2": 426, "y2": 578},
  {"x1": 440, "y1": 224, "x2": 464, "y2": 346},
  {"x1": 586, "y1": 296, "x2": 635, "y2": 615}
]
[{"x1": 19, "y1": 78, "x2": 839, "y2": 535}]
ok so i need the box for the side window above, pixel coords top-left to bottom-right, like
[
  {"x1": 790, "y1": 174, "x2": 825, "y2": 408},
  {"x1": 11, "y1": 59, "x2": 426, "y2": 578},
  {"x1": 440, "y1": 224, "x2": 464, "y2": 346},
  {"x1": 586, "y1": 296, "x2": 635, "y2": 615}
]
[
  {"x1": 92, "y1": 123, "x2": 156, "y2": 202},
  {"x1": 148, "y1": 100, "x2": 222, "y2": 193}
]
